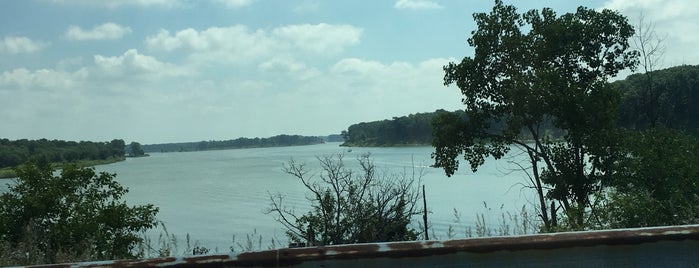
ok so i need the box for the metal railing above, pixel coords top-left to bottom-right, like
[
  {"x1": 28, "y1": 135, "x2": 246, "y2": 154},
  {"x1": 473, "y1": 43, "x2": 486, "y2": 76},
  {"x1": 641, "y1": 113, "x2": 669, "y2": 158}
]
[{"x1": 32, "y1": 224, "x2": 699, "y2": 267}]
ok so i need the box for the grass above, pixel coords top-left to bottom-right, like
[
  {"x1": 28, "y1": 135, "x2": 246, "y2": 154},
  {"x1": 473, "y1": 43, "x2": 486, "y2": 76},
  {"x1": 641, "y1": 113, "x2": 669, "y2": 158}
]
[
  {"x1": 1, "y1": 211, "x2": 538, "y2": 266},
  {"x1": 0, "y1": 168, "x2": 14, "y2": 179},
  {"x1": 431, "y1": 203, "x2": 540, "y2": 240},
  {"x1": 0, "y1": 157, "x2": 126, "y2": 179},
  {"x1": 134, "y1": 222, "x2": 282, "y2": 259},
  {"x1": 0, "y1": 203, "x2": 539, "y2": 265}
]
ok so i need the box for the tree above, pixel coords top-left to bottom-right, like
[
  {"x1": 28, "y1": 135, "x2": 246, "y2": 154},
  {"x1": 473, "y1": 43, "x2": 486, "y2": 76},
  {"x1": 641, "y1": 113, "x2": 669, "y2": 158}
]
[
  {"x1": 267, "y1": 154, "x2": 421, "y2": 245},
  {"x1": 602, "y1": 128, "x2": 699, "y2": 228},
  {"x1": 631, "y1": 13, "x2": 667, "y2": 128},
  {"x1": 0, "y1": 163, "x2": 159, "y2": 264},
  {"x1": 432, "y1": 0, "x2": 638, "y2": 230},
  {"x1": 129, "y1": 141, "x2": 145, "y2": 157},
  {"x1": 109, "y1": 139, "x2": 126, "y2": 158}
]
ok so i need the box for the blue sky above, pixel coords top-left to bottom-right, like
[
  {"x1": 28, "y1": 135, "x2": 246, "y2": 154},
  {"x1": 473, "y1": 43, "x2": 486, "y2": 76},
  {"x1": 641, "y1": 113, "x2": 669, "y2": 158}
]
[{"x1": 1, "y1": 0, "x2": 697, "y2": 144}]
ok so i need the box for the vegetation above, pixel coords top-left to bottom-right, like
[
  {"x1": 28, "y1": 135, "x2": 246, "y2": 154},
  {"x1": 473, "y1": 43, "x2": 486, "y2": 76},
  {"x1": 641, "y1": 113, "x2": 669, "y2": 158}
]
[
  {"x1": 617, "y1": 65, "x2": 699, "y2": 133},
  {"x1": 0, "y1": 139, "x2": 125, "y2": 170},
  {"x1": 432, "y1": 0, "x2": 638, "y2": 231},
  {"x1": 0, "y1": 163, "x2": 159, "y2": 265},
  {"x1": 267, "y1": 154, "x2": 422, "y2": 245},
  {"x1": 341, "y1": 109, "x2": 568, "y2": 147},
  {"x1": 601, "y1": 128, "x2": 699, "y2": 228},
  {"x1": 128, "y1": 141, "x2": 146, "y2": 157},
  {"x1": 141, "y1": 134, "x2": 325, "y2": 153},
  {"x1": 341, "y1": 111, "x2": 450, "y2": 147}
]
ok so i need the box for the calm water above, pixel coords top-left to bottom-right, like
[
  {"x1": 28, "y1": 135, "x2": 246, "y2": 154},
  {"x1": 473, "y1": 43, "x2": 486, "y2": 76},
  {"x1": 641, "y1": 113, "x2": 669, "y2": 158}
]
[{"x1": 1, "y1": 143, "x2": 537, "y2": 253}]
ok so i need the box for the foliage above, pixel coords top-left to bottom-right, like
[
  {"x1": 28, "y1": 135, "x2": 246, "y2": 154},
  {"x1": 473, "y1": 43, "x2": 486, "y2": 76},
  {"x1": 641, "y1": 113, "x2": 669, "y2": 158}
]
[
  {"x1": 141, "y1": 134, "x2": 325, "y2": 153},
  {"x1": 601, "y1": 128, "x2": 699, "y2": 228},
  {"x1": 128, "y1": 141, "x2": 146, "y2": 157},
  {"x1": 617, "y1": 65, "x2": 699, "y2": 133},
  {"x1": 439, "y1": 204, "x2": 539, "y2": 240},
  {"x1": 432, "y1": 0, "x2": 638, "y2": 231},
  {"x1": 0, "y1": 138, "x2": 125, "y2": 170},
  {"x1": 0, "y1": 163, "x2": 159, "y2": 265},
  {"x1": 342, "y1": 110, "x2": 457, "y2": 147},
  {"x1": 268, "y1": 154, "x2": 422, "y2": 245}
]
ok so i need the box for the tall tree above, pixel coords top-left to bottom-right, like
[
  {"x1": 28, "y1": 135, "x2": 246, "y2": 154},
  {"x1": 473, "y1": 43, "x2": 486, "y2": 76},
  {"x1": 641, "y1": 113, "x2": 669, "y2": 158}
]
[
  {"x1": 129, "y1": 141, "x2": 145, "y2": 157},
  {"x1": 432, "y1": 0, "x2": 638, "y2": 230},
  {"x1": 632, "y1": 14, "x2": 666, "y2": 128}
]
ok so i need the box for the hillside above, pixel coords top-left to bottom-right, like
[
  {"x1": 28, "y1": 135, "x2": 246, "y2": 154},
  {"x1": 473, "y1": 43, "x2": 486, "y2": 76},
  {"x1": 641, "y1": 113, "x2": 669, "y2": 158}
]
[
  {"x1": 616, "y1": 65, "x2": 699, "y2": 133},
  {"x1": 342, "y1": 65, "x2": 699, "y2": 147}
]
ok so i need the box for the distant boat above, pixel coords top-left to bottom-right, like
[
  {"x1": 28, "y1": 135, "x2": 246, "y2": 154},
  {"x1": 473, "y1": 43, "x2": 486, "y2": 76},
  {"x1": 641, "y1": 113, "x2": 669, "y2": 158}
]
[{"x1": 347, "y1": 149, "x2": 353, "y2": 152}]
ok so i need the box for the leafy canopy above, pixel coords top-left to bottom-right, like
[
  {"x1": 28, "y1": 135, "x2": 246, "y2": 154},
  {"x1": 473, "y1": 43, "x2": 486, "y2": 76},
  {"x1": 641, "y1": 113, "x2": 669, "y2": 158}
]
[
  {"x1": 0, "y1": 163, "x2": 159, "y2": 264},
  {"x1": 433, "y1": 0, "x2": 638, "y2": 230}
]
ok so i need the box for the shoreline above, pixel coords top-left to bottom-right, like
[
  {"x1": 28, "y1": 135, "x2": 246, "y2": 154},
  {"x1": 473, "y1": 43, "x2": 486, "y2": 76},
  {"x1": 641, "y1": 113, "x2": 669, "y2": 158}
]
[{"x1": 0, "y1": 157, "x2": 126, "y2": 179}]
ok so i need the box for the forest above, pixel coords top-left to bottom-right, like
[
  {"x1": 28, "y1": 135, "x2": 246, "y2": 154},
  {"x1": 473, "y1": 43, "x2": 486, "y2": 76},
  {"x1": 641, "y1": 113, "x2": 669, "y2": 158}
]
[
  {"x1": 0, "y1": 139, "x2": 125, "y2": 171},
  {"x1": 617, "y1": 65, "x2": 699, "y2": 133},
  {"x1": 341, "y1": 65, "x2": 699, "y2": 147}
]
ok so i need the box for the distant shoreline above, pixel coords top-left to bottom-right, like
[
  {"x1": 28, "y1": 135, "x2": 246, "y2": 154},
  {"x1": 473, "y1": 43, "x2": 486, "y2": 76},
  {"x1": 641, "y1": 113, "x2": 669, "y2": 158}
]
[
  {"x1": 341, "y1": 142, "x2": 431, "y2": 147},
  {"x1": 0, "y1": 157, "x2": 126, "y2": 179}
]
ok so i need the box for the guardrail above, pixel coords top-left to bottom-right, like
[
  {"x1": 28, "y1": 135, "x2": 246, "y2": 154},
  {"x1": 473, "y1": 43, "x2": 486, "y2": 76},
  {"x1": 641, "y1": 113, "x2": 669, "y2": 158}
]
[{"x1": 33, "y1": 225, "x2": 699, "y2": 267}]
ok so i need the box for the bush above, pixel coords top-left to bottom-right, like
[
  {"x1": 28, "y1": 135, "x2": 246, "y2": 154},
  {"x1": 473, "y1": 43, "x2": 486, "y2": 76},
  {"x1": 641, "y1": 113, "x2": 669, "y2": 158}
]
[
  {"x1": 268, "y1": 154, "x2": 422, "y2": 245},
  {"x1": 0, "y1": 163, "x2": 159, "y2": 265}
]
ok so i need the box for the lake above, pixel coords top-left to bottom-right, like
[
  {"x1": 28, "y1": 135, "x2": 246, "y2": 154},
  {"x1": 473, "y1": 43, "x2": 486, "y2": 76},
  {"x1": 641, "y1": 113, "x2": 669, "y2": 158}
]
[{"x1": 1, "y1": 142, "x2": 538, "y2": 253}]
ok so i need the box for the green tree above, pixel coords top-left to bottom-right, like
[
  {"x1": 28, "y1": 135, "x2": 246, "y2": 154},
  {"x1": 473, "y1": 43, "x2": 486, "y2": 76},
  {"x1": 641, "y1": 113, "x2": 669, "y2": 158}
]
[
  {"x1": 602, "y1": 129, "x2": 699, "y2": 228},
  {"x1": 617, "y1": 65, "x2": 699, "y2": 133},
  {"x1": 267, "y1": 154, "x2": 421, "y2": 245},
  {"x1": 109, "y1": 139, "x2": 126, "y2": 158},
  {"x1": 0, "y1": 163, "x2": 159, "y2": 265},
  {"x1": 129, "y1": 141, "x2": 145, "y2": 157},
  {"x1": 432, "y1": 0, "x2": 638, "y2": 230}
]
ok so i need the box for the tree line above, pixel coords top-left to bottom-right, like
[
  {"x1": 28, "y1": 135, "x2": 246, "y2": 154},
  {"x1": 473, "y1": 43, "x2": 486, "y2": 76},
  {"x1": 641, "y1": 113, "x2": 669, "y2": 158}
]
[
  {"x1": 617, "y1": 64, "x2": 699, "y2": 133},
  {"x1": 341, "y1": 112, "x2": 441, "y2": 146},
  {"x1": 341, "y1": 65, "x2": 699, "y2": 147},
  {"x1": 0, "y1": 139, "x2": 125, "y2": 170},
  {"x1": 141, "y1": 134, "x2": 325, "y2": 153}
]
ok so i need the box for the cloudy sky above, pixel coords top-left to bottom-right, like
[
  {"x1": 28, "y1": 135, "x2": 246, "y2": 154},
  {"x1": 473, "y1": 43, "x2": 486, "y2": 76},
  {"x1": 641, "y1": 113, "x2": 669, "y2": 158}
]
[{"x1": 1, "y1": 0, "x2": 697, "y2": 144}]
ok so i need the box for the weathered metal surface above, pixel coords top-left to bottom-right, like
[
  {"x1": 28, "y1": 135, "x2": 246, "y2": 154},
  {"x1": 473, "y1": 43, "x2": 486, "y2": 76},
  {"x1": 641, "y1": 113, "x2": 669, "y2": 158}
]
[{"x1": 27, "y1": 225, "x2": 699, "y2": 268}]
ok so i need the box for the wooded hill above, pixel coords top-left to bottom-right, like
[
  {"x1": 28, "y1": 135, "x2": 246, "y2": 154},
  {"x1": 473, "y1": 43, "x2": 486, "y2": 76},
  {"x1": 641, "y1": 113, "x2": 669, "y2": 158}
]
[
  {"x1": 341, "y1": 65, "x2": 699, "y2": 147},
  {"x1": 617, "y1": 65, "x2": 699, "y2": 133}
]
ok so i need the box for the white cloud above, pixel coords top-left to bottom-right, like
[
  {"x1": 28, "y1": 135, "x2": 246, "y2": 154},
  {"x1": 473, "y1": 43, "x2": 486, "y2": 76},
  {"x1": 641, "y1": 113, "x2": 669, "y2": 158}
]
[
  {"x1": 146, "y1": 26, "x2": 277, "y2": 64},
  {"x1": 272, "y1": 24, "x2": 362, "y2": 54},
  {"x1": 394, "y1": 0, "x2": 443, "y2": 10},
  {"x1": 304, "y1": 57, "x2": 462, "y2": 121},
  {"x1": 145, "y1": 23, "x2": 362, "y2": 64},
  {"x1": 0, "y1": 49, "x2": 185, "y2": 90},
  {"x1": 0, "y1": 36, "x2": 48, "y2": 54},
  {"x1": 0, "y1": 68, "x2": 87, "y2": 90},
  {"x1": 602, "y1": 0, "x2": 699, "y2": 66},
  {"x1": 47, "y1": 0, "x2": 182, "y2": 8},
  {"x1": 65, "y1": 23, "x2": 132, "y2": 41},
  {"x1": 258, "y1": 57, "x2": 321, "y2": 80},
  {"x1": 93, "y1": 49, "x2": 190, "y2": 78},
  {"x1": 213, "y1": 0, "x2": 254, "y2": 9}
]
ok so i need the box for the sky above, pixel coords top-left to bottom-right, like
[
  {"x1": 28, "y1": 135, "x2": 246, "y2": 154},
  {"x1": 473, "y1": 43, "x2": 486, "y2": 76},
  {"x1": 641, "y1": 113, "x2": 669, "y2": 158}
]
[{"x1": 1, "y1": 0, "x2": 697, "y2": 144}]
